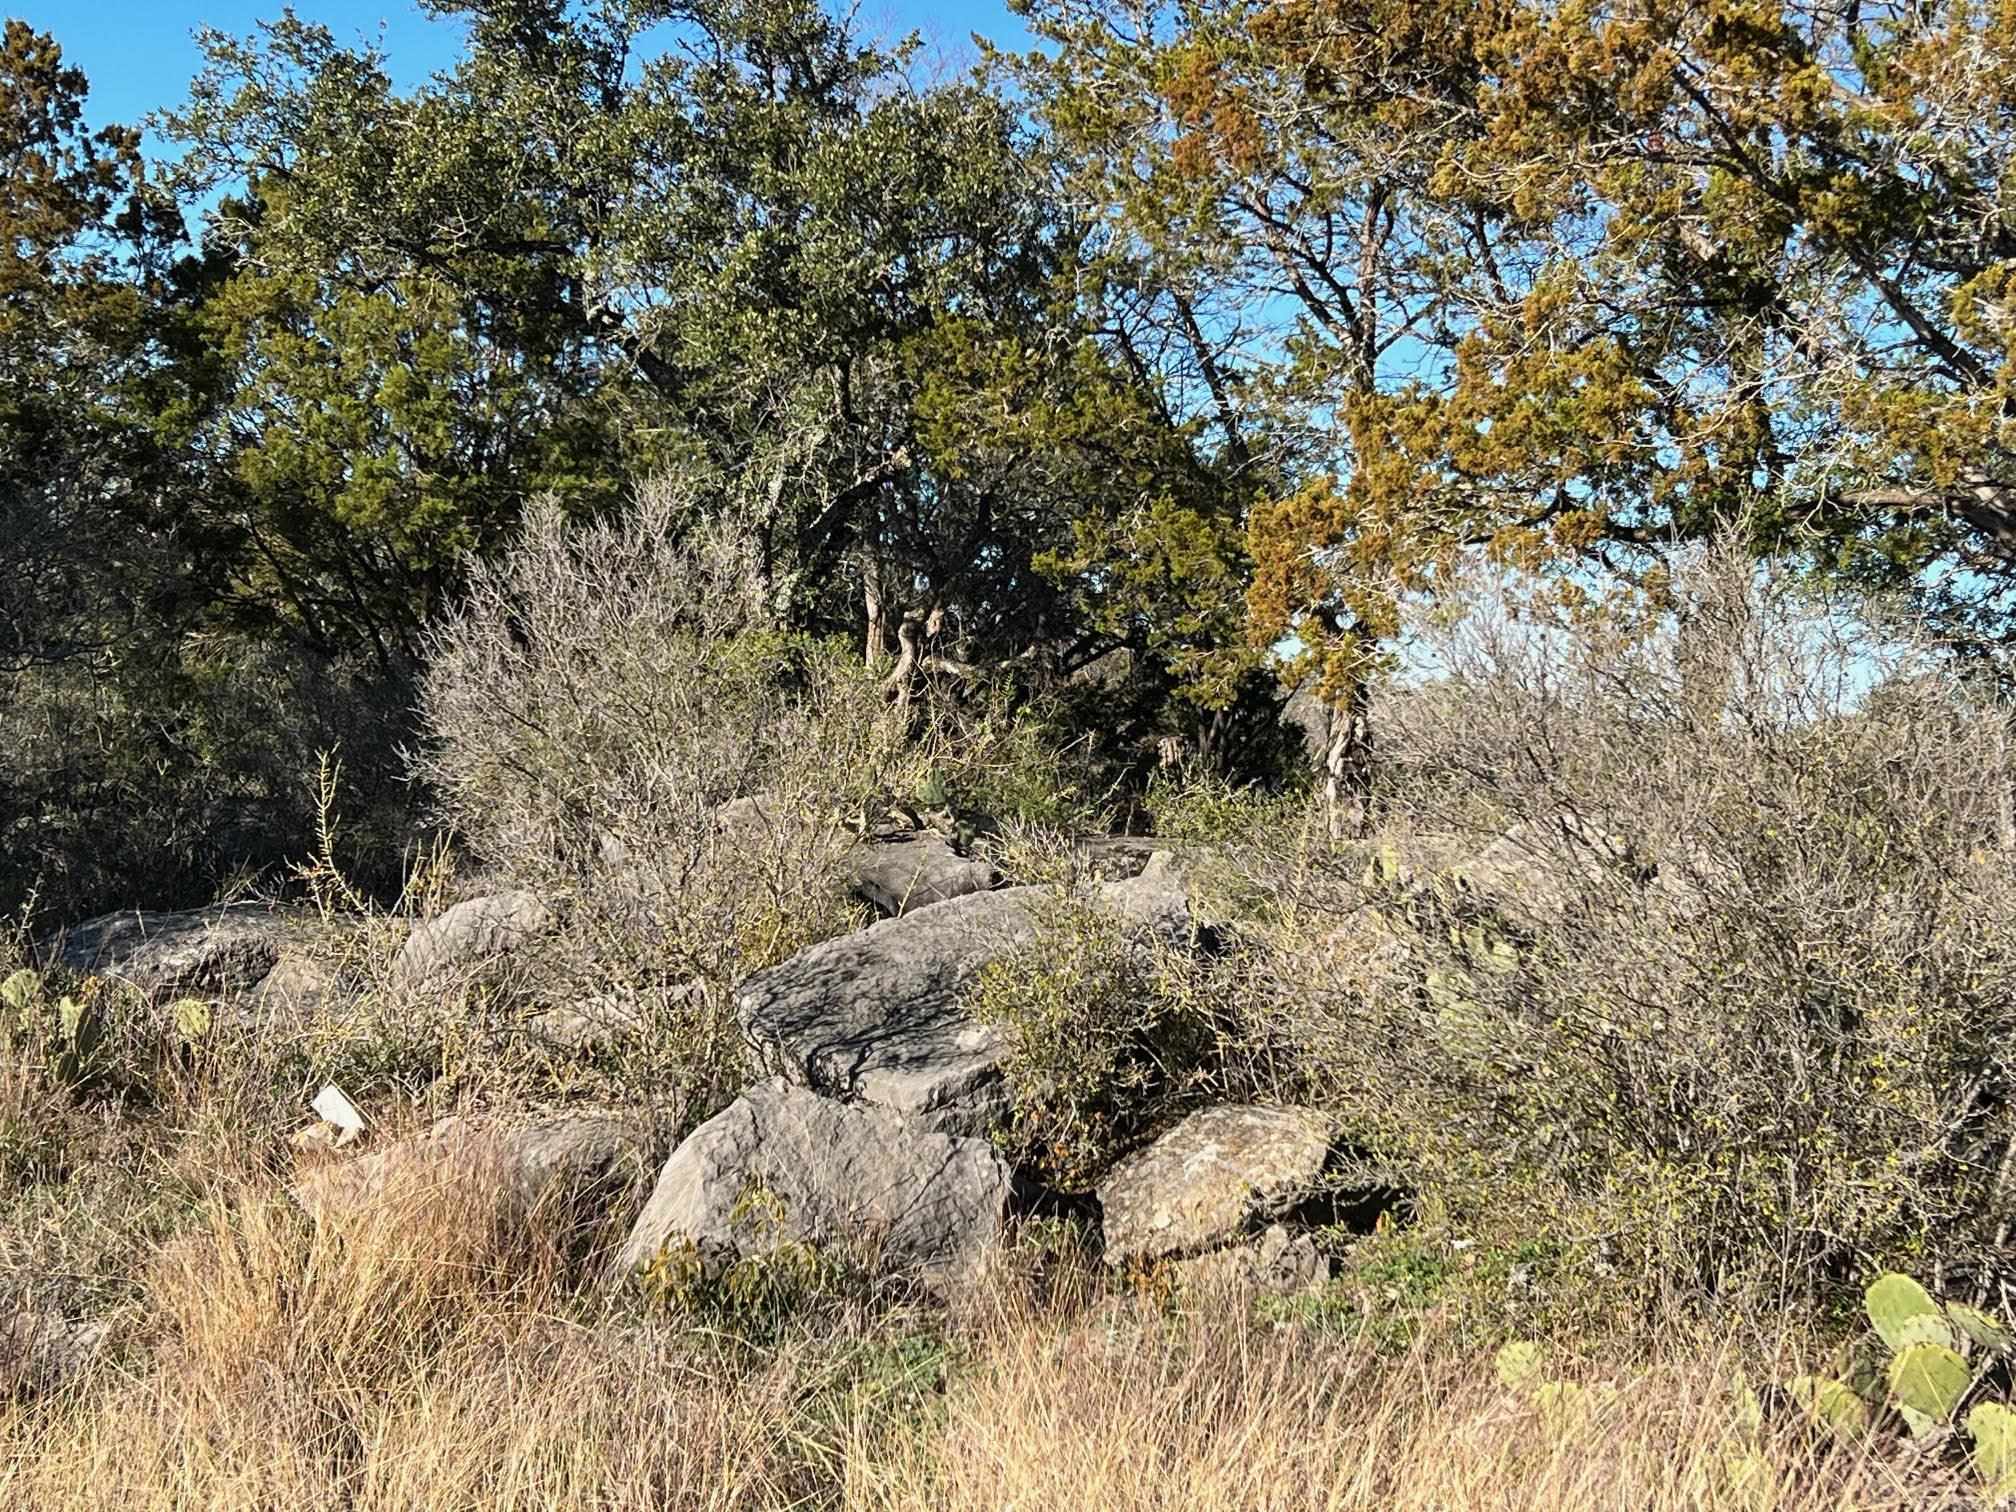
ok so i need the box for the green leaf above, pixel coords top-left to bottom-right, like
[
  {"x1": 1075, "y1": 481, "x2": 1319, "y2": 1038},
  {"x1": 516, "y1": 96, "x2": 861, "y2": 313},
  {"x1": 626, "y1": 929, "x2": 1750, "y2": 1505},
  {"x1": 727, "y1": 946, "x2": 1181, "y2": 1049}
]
[
  {"x1": 55, "y1": 996, "x2": 84, "y2": 1042},
  {"x1": 1888, "y1": 1343, "x2": 1972, "y2": 1423},
  {"x1": 1898, "y1": 1403, "x2": 1941, "y2": 1441},
  {"x1": 1721, "y1": 1445, "x2": 1772, "y2": 1508}
]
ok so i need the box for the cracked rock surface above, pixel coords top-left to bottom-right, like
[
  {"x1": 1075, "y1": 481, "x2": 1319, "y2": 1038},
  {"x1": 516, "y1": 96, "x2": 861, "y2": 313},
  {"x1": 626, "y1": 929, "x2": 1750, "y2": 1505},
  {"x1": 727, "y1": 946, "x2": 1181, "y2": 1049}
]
[
  {"x1": 614, "y1": 1078, "x2": 1011, "y2": 1283},
  {"x1": 1098, "y1": 1104, "x2": 1334, "y2": 1266},
  {"x1": 737, "y1": 877, "x2": 1191, "y2": 1135}
]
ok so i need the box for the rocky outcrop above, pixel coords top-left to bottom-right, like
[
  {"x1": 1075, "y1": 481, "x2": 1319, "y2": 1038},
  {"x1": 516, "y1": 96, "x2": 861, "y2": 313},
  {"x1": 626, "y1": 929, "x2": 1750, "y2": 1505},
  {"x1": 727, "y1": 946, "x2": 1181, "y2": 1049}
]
[
  {"x1": 737, "y1": 886, "x2": 1036, "y2": 1133},
  {"x1": 392, "y1": 890, "x2": 553, "y2": 984},
  {"x1": 1098, "y1": 1104, "x2": 1335, "y2": 1266},
  {"x1": 846, "y1": 831, "x2": 996, "y2": 917},
  {"x1": 614, "y1": 1078, "x2": 1011, "y2": 1284},
  {"x1": 1168, "y1": 1223, "x2": 1329, "y2": 1294},
  {"x1": 52, "y1": 902, "x2": 295, "y2": 999},
  {"x1": 738, "y1": 876, "x2": 1192, "y2": 1135},
  {"x1": 1071, "y1": 836, "x2": 1204, "y2": 881}
]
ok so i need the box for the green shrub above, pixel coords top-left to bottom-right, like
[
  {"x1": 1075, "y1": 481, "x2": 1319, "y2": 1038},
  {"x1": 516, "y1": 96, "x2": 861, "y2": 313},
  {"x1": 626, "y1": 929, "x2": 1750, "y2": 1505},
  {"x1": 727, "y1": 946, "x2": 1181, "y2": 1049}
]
[
  {"x1": 1141, "y1": 763, "x2": 1305, "y2": 844},
  {"x1": 0, "y1": 640, "x2": 415, "y2": 926},
  {"x1": 965, "y1": 888, "x2": 1242, "y2": 1189},
  {"x1": 634, "y1": 1182, "x2": 861, "y2": 1343},
  {"x1": 1264, "y1": 544, "x2": 2016, "y2": 1313}
]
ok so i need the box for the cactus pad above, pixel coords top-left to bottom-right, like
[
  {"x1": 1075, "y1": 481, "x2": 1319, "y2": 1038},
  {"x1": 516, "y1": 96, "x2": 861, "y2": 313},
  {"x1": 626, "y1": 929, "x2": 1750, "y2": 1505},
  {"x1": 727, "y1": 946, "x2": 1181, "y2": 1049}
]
[
  {"x1": 1866, "y1": 1272, "x2": 1954, "y2": 1352},
  {"x1": 1888, "y1": 1343, "x2": 1971, "y2": 1422},
  {"x1": 1969, "y1": 1403, "x2": 2016, "y2": 1495}
]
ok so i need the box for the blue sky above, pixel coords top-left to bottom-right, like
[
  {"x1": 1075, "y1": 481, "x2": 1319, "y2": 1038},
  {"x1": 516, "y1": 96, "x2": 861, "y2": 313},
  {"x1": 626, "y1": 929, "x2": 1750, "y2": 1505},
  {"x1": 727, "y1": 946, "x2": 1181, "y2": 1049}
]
[{"x1": 40, "y1": 0, "x2": 1033, "y2": 137}]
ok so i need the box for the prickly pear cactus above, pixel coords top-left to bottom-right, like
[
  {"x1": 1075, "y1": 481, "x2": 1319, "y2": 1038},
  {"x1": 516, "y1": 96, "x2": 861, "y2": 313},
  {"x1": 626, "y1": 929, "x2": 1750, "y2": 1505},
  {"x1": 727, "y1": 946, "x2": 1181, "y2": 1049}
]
[
  {"x1": 1789, "y1": 1375, "x2": 1871, "y2": 1435},
  {"x1": 168, "y1": 997, "x2": 212, "y2": 1039},
  {"x1": 1495, "y1": 1340, "x2": 1544, "y2": 1391},
  {"x1": 1888, "y1": 1343, "x2": 1972, "y2": 1425},
  {"x1": 1949, "y1": 1303, "x2": 2013, "y2": 1357},
  {"x1": 1867, "y1": 1273, "x2": 1954, "y2": 1352},
  {"x1": 0, "y1": 967, "x2": 40, "y2": 1015},
  {"x1": 1969, "y1": 1403, "x2": 2016, "y2": 1496}
]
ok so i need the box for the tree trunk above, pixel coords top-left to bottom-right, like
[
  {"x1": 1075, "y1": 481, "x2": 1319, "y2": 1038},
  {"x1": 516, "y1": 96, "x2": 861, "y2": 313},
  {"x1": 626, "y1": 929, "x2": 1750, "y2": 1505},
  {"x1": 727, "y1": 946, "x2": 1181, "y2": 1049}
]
[
  {"x1": 863, "y1": 558, "x2": 888, "y2": 669},
  {"x1": 1324, "y1": 674, "x2": 1374, "y2": 841},
  {"x1": 1998, "y1": 702, "x2": 2016, "y2": 854}
]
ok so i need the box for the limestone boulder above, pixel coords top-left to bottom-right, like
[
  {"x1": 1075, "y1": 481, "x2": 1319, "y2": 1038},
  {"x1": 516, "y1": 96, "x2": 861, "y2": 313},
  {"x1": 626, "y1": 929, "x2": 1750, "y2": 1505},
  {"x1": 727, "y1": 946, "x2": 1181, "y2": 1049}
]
[
  {"x1": 1098, "y1": 1104, "x2": 1335, "y2": 1265},
  {"x1": 53, "y1": 902, "x2": 296, "y2": 999},
  {"x1": 293, "y1": 1109, "x2": 656, "y2": 1232},
  {"x1": 738, "y1": 877, "x2": 1192, "y2": 1135},
  {"x1": 523, "y1": 982, "x2": 707, "y2": 1053},
  {"x1": 0, "y1": 1309, "x2": 107, "y2": 1393},
  {"x1": 393, "y1": 890, "x2": 552, "y2": 984},
  {"x1": 1168, "y1": 1223, "x2": 1329, "y2": 1294},
  {"x1": 846, "y1": 831, "x2": 996, "y2": 917},
  {"x1": 613, "y1": 1078, "x2": 1011, "y2": 1284}
]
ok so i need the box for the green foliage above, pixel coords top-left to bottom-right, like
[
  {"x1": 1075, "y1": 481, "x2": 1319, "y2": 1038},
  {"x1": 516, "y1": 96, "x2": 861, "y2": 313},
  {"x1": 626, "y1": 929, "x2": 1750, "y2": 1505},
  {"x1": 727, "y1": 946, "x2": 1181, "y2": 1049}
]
[
  {"x1": 1141, "y1": 764, "x2": 1301, "y2": 844},
  {"x1": 1268, "y1": 553, "x2": 2016, "y2": 1311},
  {"x1": 635, "y1": 1183, "x2": 853, "y2": 1343},
  {"x1": 4, "y1": 971, "x2": 112, "y2": 1092},
  {"x1": 964, "y1": 888, "x2": 1232, "y2": 1189},
  {"x1": 638, "y1": 1235, "x2": 842, "y2": 1342},
  {"x1": 1494, "y1": 1340, "x2": 1543, "y2": 1391},
  {"x1": 1866, "y1": 1273, "x2": 1949, "y2": 1353},
  {"x1": 0, "y1": 972, "x2": 40, "y2": 1015},
  {"x1": 158, "y1": 0, "x2": 1244, "y2": 716}
]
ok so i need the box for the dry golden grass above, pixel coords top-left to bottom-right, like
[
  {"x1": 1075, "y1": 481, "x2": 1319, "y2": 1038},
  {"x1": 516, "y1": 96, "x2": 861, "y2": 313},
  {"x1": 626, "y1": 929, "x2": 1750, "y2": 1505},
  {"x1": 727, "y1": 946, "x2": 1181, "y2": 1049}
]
[
  {"x1": 0, "y1": 1132, "x2": 1967, "y2": 1511},
  {"x1": 858, "y1": 1304, "x2": 1955, "y2": 1512}
]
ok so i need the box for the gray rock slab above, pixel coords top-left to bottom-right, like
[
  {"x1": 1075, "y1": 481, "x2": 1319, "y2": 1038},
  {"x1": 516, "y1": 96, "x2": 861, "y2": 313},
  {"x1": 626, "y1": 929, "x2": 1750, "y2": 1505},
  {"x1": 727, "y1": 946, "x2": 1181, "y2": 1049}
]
[
  {"x1": 613, "y1": 1078, "x2": 1011, "y2": 1283},
  {"x1": 52, "y1": 902, "x2": 296, "y2": 999},
  {"x1": 1099, "y1": 1104, "x2": 1335, "y2": 1265},
  {"x1": 0, "y1": 1309, "x2": 108, "y2": 1393},
  {"x1": 1168, "y1": 1223, "x2": 1329, "y2": 1294},
  {"x1": 393, "y1": 890, "x2": 552, "y2": 984},
  {"x1": 846, "y1": 832, "x2": 996, "y2": 917},
  {"x1": 739, "y1": 879, "x2": 1195, "y2": 1134},
  {"x1": 737, "y1": 886, "x2": 1036, "y2": 1132}
]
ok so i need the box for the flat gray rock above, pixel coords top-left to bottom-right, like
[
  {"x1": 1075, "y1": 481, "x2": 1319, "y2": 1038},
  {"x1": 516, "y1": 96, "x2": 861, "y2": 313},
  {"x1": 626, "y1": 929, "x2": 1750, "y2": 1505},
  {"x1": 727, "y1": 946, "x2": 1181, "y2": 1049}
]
[
  {"x1": 737, "y1": 886, "x2": 1037, "y2": 1131},
  {"x1": 52, "y1": 902, "x2": 296, "y2": 999},
  {"x1": 614, "y1": 1078, "x2": 1011, "y2": 1283},
  {"x1": 846, "y1": 832, "x2": 996, "y2": 917},
  {"x1": 1099, "y1": 1104, "x2": 1334, "y2": 1265},
  {"x1": 1169, "y1": 1222, "x2": 1329, "y2": 1294},
  {"x1": 393, "y1": 890, "x2": 552, "y2": 984},
  {"x1": 737, "y1": 878, "x2": 1189, "y2": 1134}
]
